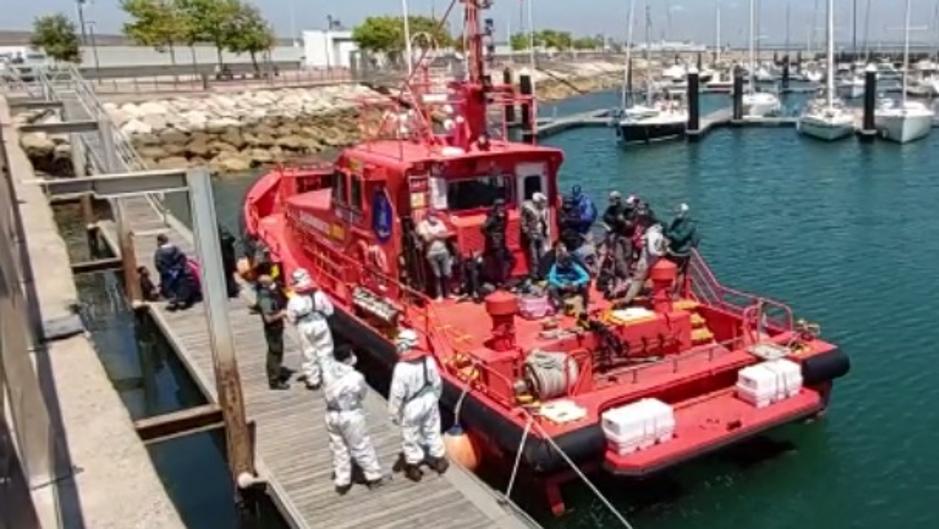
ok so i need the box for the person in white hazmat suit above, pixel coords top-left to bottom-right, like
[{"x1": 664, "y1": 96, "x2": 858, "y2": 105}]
[
  {"x1": 286, "y1": 268, "x2": 334, "y2": 390},
  {"x1": 322, "y1": 345, "x2": 386, "y2": 494},
  {"x1": 388, "y1": 328, "x2": 449, "y2": 482}
]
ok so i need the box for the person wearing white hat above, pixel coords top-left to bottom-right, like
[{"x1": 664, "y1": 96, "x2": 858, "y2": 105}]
[
  {"x1": 521, "y1": 192, "x2": 550, "y2": 279},
  {"x1": 322, "y1": 345, "x2": 386, "y2": 495},
  {"x1": 286, "y1": 268, "x2": 334, "y2": 389},
  {"x1": 665, "y1": 203, "x2": 700, "y2": 294},
  {"x1": 388, "y1": 328, "x2": 448, "y2": 482}
]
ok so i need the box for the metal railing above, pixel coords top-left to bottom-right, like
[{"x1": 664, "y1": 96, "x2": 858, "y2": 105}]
[{"x1": 687, "y1": 249, "x2": 794, "y2": 332}]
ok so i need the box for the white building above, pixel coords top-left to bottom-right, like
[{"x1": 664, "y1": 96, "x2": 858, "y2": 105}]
[{"x1": 302, "y1": 30, "x2": 358, "y2": 69}]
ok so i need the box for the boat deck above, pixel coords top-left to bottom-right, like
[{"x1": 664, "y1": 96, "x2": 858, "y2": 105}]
[{"x1": 99, "y1": 195, "x2": 538, "y2": 529}]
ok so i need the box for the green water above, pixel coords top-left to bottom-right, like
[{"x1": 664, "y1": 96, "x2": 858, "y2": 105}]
[{"x1": 206, "y1": 93, "x2": 939, "y2": 529}]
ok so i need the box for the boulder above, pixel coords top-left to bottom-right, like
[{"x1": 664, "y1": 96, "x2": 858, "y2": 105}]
[
  {"x1": 20, "y1": 132, "x2": 55, "y2": 158},
  {"x1": 132, "y1": 132, "x2": 161, "y2": 146},
  {"x1": 246, "y1": 148, "x2": 274, "y2": 165},
  {"x1": 138, "y1": 101, "x2": 169, "y2": 116},
  {"x1": 207, "y1": 141, "x2": 237, "y2": 156},
  {"x1": 137, "y1": 145, "x2": 169, "y2": 160},
  {"x1": 210, "y1": 151, "x2": 252, "y2": 174},
  {"x1": 162, "y1": 142, "x2": 188, "y2": 156},
  {"x1": 119, "y1": 103, "x2": 142, "y2": 119},
  {"x1": 158, "y1": 128, "x2": 189, "y2": 146},
  {"x1": 121, "y1": 118, "x2": 153, "y2": 136},
  {"x1": 53, "y1": 143, "x2": 72, "y2": 160},
  {"x1": 186, "y1": 139, "x2": 212, "y2": 158},
  {"x1": 155, "y1": 156, "x2": 190, "y2": 170},
  {"x1": 275, "y1": 134, "x2": 314, "y2": 151},
  {"x1": 189, "y1": 156, "x2": 208, "y2": 168},
  {"x1": 220, "y1": 127, "x2": 245, "y2": 149},
  {"x1": 206, "y1": 117, "x2": 242, "y2": 133},
  {"x1": 180, "y1": 110, "x2": 209, "y2": 131},
  {"x1": 141, "y1": 113, "x2": 168, "y2": 132}
]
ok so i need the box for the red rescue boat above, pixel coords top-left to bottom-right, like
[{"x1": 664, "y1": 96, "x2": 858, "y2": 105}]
[{"x1": 243, "y1": 0, "x2": 849, "y2": 515}]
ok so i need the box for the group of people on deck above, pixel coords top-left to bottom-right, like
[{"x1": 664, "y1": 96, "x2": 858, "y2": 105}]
[{"x1": 411, "y1": 186, "x2": 700, "y2": 311}]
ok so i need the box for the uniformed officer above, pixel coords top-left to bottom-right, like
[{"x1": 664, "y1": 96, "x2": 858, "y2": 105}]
[{"x1": 257, "y1": 274, "x2": 289, "y2": 390}]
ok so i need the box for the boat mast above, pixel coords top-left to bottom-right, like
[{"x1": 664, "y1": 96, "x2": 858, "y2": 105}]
[
  {"x1": 902, "y1": 0, "x2": 911, "y2": 106},
  {"x1": 645, "y1": 2, "x2": 653, "y2": 104},
  {"x1": 785, "y1": 2, "x2": 791, "y2": 56},
  {"x1": 826, "y1": 0, "x2": 835, "y2": 108},
  {"x1": 714, "y1": 4, "x2": 721, "y2": 64},
  {"x1": 748, "y1": 0, "x2": 755, "y2": 93},
  {"x1": 621, "y1": 0, "x2": 636, "y2": 109}
]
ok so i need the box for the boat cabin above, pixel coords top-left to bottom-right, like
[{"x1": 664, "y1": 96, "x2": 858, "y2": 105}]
[{"x1": 280, "y1": 138, "x2": 564, "y2": 295}]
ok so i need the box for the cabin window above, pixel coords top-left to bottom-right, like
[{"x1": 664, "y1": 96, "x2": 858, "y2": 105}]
[
  {"x1": 331, "y1": 171, "x2": 347, "y2": 204},
  {"x1": 446, "y1": 175, "x2": 510, "y2": 211},
  {"x1": 521, "y1": 174, "x2": 543, "y2": 200},
  {"x1": 350, "y1": 175, "x2": 363, "y2": 210}
]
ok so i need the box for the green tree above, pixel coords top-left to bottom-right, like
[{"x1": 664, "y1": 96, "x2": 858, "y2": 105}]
[
  {"x1": 175, "y1": 0, "x2": 240, "y2": 69},
  {"x1": 31, "y1": 14, "x2": 81, "y2": 63},
  {"x1": 538, "y1": 30, "x2": 572, "y2": 50},
  {"x1": 573, "y1": 36, "x2": 603, "y2": 50},
  {"x1": 510, "y1": 32, "x2": 542, "y2": 51},
  {"x1": 225, "y1": 3, "x2": 275, "y2": 74},
  {"x1": 121, "y1": 0, "x2": 189, "y2": 68},
  {"x1": 352, "y1": 15, "x2": 453, "y2": 61}
]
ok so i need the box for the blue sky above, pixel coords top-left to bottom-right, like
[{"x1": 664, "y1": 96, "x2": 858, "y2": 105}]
[{"x1": 5, "y1": 1, "x2": 939, "y2": 47}]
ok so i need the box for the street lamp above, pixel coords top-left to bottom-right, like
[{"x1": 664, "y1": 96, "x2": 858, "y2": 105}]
[{"x1": 76, "y1": 0, "x2": 88, "y2": 45}]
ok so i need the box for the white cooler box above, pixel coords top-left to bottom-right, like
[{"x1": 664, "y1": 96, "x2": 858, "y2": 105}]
[
  {"x1": 736, "y1": 359, "x2": 803, "y2": 408},
  {"x1": 601, "y1": 398, "x2": 676, "y2": 455}
]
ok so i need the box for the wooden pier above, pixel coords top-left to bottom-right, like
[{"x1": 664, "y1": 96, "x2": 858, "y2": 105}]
[
  {"x1": 534, "y1": 108, "x2": 612, "y2": 139},
  {"x1": 99, "y1": 196, "x2": 538, "y2": 529}
]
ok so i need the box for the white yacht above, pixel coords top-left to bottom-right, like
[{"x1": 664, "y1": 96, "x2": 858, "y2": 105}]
[
  {"x1": 837, "y1": 75, "x2": 865, "y2": 99},
  {"x1": 798, "y1": 0, "x2": 855, "y2": 141},
  {"x1": 874, "y1": 0, "x2": 935, "y2": 143},
  {"x1": 875, "y1": 99, "x2": 934, "y2": 143},
  {"x1": 743, "y1": 0, "x2": 781, "y2": 117}
]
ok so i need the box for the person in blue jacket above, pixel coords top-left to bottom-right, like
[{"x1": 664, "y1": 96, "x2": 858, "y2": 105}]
[
  {"x1": 547, "y1": 243, "x2": 590, "y2": 311},
  {"x1": 568, "y1": 185, "x2": 598, "y2": 235}
]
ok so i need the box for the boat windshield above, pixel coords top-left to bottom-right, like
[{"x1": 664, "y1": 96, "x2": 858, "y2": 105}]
[{"x1": 444, "y1": 174, "x2": 511, "y2": 211}]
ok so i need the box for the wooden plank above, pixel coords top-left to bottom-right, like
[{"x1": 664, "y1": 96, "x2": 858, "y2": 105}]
[{"x1": 133, "y1": 403, "x2": 223, "y2": 441}]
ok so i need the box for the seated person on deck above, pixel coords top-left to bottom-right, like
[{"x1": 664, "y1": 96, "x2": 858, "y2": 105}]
[{"x1": 547, "y1": 242, "x2": 590, "y2": 312}]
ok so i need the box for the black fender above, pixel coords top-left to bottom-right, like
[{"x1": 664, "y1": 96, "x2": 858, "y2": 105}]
[{"x1": 802, "y1": 348, "x2": 850, "y2": 385}]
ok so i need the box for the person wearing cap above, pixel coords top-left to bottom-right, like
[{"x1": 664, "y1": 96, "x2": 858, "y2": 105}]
[
  {"x1": 286, "y1": 268, "x2": 334, "y2": 390},
  {"x1": 416, "y1": 209, "x2": 454, "y2": 300},
  {"x1": 521, "y1": 192, "x2": 550, "y2": 279},
  {"x1": 600, "y1": 191, "x2": 634, "y2": 294},
  {"x1": 665, "y1": 203, "x2": 700, "y2": 294},
  {"x1": 257, "y1": 274, "x2": 289, "y2": 390},
  {"x1": 547, "y1": 242, "x2": 591, "y2": 311},
  {"x1": 482, "y1": 198, "x2": 512, "y2": 287},
  {"x1": 388, "y1": 328, "x2": 448, "y2": 482},
  {"x1": 616, "y1": 222, "x2": 668, "y2": 307},
  {"x1": 322, "y1": 345, "x2": 386, "y2": 495}
]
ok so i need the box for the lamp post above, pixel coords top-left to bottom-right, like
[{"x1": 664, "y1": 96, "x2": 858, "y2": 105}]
[
  {"x1": 325, "y1": 15, "x2": 333, "y2": 72},
  {"x1": 86, "y1": 20, "x2": 101, "y2": 83},
  {"x1": 76, "y1": 0, "x2": 88, "y2": 45}
]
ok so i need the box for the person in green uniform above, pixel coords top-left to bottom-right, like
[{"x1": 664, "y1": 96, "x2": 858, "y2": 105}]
[
  {"x1": 665, "y1": 203, "x2": 700, "y2": 295},
  {"x1": 257, "y1": 274, "x2": 289, "y2": 390}
]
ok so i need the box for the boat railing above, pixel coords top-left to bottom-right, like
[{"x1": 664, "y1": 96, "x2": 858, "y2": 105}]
[
  {"x1": 616, "y1": 335, "x2": 745, "y2": 387},
  {"x1": 687, "y1": 249, "x2": 794, "y2": 332}
]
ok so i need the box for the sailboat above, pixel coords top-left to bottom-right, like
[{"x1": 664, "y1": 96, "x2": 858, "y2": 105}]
[
  {"x1": 743, "y1": 0, "x2": 781, "y2": 117},
  {"x1": 875, "y1": 0, "x2": 935, "y2": 143},
  {"x1": 617, "y1": 2, "x2": 688, "y2": 144},
  {"x1": 798, "y1": 0, "x2": 855, "y2": 141}
]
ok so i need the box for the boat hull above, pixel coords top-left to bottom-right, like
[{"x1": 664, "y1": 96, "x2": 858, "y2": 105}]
[
  {"x1": 742, "y1": 95, "x2": 782, "y2": 118},
  {"x1": 875, "y1": 113, "x2": 933, "y2": 143},
  {"x1": 837, "y1": 84, "x2": 864, "y2": 99},
  {"x1": 798, "y1": 117, "x2": 855, "y2": 141},
  {"x1": 617, "y1": 120, "x2": 686, "y2": 144}
]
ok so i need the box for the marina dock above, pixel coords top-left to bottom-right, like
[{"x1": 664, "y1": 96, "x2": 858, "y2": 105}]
[{"x1": 97, "y1": 197, "x2": 538, "y2": 529}]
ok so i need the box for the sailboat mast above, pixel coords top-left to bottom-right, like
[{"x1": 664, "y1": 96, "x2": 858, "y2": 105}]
[
  {"x1": 622, "y1": 0, "x2": 636, "y2": 109},
  {"x1": 645, "y1": 3, "x2": 653, "y2": 104},
  {"x1": 785, "y1": 2, "x2": 791, "y2": 55},
  {"x1": 748, "y1": 0, "x2": 755, "y2": 93},
  {"x1": 827, "y1": 0, "x2": 835, "y2": 108},
  {"x1": 902, "y1": 0, "x2": 911, "y2": 106},
  {"x1": 714, "y1": 4, "x2": 721, "y2": 64}
]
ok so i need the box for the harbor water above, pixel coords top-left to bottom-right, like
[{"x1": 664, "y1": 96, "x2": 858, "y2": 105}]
[{"x1": 103, "y1": 89, "x2": 939, "y2": 528}]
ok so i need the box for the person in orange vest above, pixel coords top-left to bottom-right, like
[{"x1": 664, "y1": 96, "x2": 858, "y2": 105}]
[{"x1": 388, "y1": 328, "x2": 449, "y2": 482}]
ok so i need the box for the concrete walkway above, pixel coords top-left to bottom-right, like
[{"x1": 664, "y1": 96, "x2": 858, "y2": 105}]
[{"x1": 2, "y1": 95, "x2": 185, "y2": 529}]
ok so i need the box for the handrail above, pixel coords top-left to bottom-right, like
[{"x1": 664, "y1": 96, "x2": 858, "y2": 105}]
[{"x1": 688, "y1": 249, "x2": 794, "y2": 331}]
